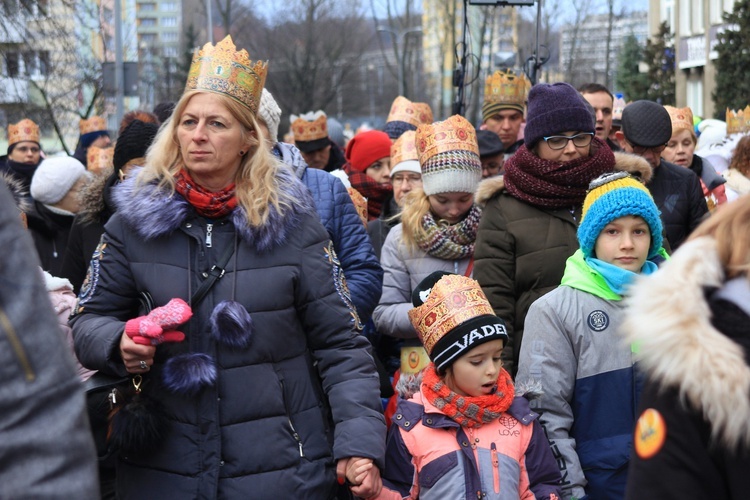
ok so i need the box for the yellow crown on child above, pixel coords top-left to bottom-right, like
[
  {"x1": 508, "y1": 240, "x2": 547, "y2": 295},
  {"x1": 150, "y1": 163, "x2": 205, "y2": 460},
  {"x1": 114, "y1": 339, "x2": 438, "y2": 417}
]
[
  {"x1": 484, "y1": 70, "x2": 531, "y2": 112},
  {"x1": 8, "y1": 119, "x2": 40, "y2": 146},
  {"x1": 185, "y1": 35, "x2": 268, "y2": 115},
  {"x1": 386, "y1": 96, "x2": 433, "y2": 128},
  {"x1": 416, "y1": 114, "x2": 479, "y2": 165},
  {"x1": 408, "y1": 274, "x2": 495, "y2": 356},
  {"x1": 86, "y1": 146, "x2": 114, "y2": 175},
  {"x1": 79, "y1": 116, "x2": 107, "y2": 135},
  {"x1": 726, "y1": 106, "x2": 750, "y2": 135},
  {"x1": 391, "y1": 130, "x2": 418, "y2": 166},
  {"x1": 290, "y1": 111, "x2": 328, "y2": 142}
]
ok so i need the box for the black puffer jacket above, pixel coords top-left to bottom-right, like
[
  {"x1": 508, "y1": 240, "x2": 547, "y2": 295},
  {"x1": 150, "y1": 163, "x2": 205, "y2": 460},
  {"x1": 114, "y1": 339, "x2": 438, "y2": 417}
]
[
  {"x1": 26, "y1": 201, "x2": 75, "y2": 276},
  {"x1": 70, "y1": 167, "x2": 385, "y2": 499},
  {"x1": 647, "y1": 159, "x2": 707, "y2": 249}
]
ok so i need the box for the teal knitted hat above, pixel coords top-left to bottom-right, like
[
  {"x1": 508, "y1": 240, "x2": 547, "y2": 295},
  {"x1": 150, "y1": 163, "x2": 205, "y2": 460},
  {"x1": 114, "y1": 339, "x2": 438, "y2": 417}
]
[{"x1": 578, "y1": 171, "x2": 663, "y2": 259}]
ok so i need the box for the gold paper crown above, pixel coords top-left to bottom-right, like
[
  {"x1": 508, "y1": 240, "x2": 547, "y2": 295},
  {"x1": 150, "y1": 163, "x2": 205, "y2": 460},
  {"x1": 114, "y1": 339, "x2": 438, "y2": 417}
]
[
  {"x1": 86, "y1": 146, "x2": 114, "y2": 175},
  {"x1": 386, "y1": 96, "x2": 434, "y2": 128},
  {"x1": 664, "y1": 106, "x2": 694, "y2": 134},
  {"x1": 185, "y1": 35, "x2": 268, "y2": 115},
  {"x1": 408, "y1": 275, "x2": 495, "y2": 356},
  {"x1": 347, "y1": 187, "x2": 368, "y2": 226},
  {"x1": 8, "y1": 119, "x2": 40, "y2": 146},
  {"x1": 391, "y1": 130, "x2": 418, "y2": 166},
  {"x1": 79, "y1": 116, "x2": 107, "y2": 135},
  {"x1": 290, "y1": 111, "x2": 328, "y2": 142},
  {"x1": 416, "y1": 115, "x2": 479, "y2": 166},
  {"x1": 726, "y1": 106, "x2": 750, "y2": 135},
  {"x1": 483, "y1": 69, "x2": 530, "y2": 108}
]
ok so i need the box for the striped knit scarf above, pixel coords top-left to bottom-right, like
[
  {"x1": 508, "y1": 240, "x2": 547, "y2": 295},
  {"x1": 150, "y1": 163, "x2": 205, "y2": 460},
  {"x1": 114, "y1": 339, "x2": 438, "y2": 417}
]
[
  {"x1": 415, "y1": 204, "x2": 482, "y2": 260},
  {"x1": 421, "y1": 364, "x2": 514, "y2": 428}
]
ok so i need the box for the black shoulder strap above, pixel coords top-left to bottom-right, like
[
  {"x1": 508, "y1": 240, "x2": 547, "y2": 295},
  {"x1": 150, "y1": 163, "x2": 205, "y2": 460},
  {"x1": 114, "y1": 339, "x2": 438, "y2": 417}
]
[{"x1": 190, "y1": 241, "x2": 235, "y2": 308}]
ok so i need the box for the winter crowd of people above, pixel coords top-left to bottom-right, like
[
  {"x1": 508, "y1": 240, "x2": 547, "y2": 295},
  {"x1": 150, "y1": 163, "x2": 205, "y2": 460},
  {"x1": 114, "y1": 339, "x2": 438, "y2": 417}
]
[{"x1": 2, "y1": 35, "x2": 750, "y2": 500}]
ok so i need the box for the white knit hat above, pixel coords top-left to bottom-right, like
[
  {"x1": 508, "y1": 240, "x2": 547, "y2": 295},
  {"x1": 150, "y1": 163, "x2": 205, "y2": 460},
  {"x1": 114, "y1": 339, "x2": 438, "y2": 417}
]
[
  {"x1": 390, "y1": 160, "x2": 421, "y2": 177},
  {"x1": 30, "y1": 156, "x2": 89, "y2": 205},
  {"x1": 258, "y1": 88, "x2": 281, "y2": 143}
]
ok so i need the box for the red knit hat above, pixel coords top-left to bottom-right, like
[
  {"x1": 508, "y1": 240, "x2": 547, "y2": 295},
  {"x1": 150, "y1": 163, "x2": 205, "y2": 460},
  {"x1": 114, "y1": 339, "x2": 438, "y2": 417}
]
[{"x1": 345, "y1": 130, "x2": 391, "y2": 172}]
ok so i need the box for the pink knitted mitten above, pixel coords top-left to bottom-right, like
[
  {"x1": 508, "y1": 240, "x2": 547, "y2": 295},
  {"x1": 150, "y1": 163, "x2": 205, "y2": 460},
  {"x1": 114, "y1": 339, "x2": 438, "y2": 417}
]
[{"x1": 125, "y1": 298, "x2": 192, "y2": 346}]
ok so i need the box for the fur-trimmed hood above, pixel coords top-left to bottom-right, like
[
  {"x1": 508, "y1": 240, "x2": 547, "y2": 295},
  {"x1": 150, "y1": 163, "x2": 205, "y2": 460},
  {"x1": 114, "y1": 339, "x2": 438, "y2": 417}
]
[
  {"x1": 623, "y1": 237, "x2": 750, "y2": 448},
  {"x1": 0, "y1": 170, "x2": 32, "y2": 213},
  {"x1": 76, "y1": 168, "x2": 116, "y2": 225},
  {"x1": 112, "y1": 165, "x2": 316, "y2": 253},
  {"x1": 474, "y1": 152, "x2": 653, "y2": 207}
]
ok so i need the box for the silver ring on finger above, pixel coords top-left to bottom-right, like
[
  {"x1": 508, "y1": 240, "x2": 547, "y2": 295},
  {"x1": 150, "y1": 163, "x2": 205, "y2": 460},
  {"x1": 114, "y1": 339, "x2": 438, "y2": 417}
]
[{"x1": 139, "y1": 360, "x2": 148, "y2": 370}]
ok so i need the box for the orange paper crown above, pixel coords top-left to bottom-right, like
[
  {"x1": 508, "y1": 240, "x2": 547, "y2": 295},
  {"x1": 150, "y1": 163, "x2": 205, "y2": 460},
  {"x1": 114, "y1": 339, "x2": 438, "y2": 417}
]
[
  {"x1": 391, "y1": 130, "x2": 418, "y2": 166},
  {"x1": 664, "y1": 106, "x2": 694, "y2": 134},
  {"x1": 483, "y1": 69, "x2": 530, "y2": 109},
  {"x1": 290, "y1": 111, "x2": 329, "y2": 142},
  {"x1": 416, "y1": 115, "x2": 479, "y2": 166},
  {"x1": 726, "y1": 106, "x2": 750, "y2": 135},
  {"x1": 185, "y1": 35, "x2": 268, "y2": 115},
  {"x1": 386, "y1": 96, "x2": 434, "y2": 128},
  {"x1": 408, "y1": 274, "x2": 495, "y2": 356},
  {"x1": 347, "y1": 187, "x2": 368, "y2": 226},
  {"x1": 79, "y1": 116, "x2": 107, "y2": 135},
  {"x1": 86, "y1": 146, "x2": 114, "y2": 175},
  {"x1": 8, "y1": 119, "x2": 40, "y2": 146}
]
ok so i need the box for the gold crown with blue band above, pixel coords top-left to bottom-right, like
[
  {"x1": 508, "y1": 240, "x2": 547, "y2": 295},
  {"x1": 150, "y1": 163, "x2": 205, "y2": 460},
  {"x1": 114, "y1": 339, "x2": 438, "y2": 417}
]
[{"x1": 185, "y1": 36, "x2": 268, "y2": 115}]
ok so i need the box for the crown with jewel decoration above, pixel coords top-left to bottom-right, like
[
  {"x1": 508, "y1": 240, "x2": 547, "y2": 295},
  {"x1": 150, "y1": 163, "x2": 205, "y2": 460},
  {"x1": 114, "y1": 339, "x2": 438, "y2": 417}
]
[
  {"x1": 408, "y1": 274, "x2": 496, "y2": 356},
  {"x1": 482, "y1": 69, "x2": 530, "y2": 120},
  {"x1": 386, "y1": 96, "x2": 434, "y2": 128},
  {"x1": 185, "y1": 35, "x2": 268, "y2": 115},
  {"x1": 8, "y1": 119, "x2": 40, "y2": 146},
  {"x1": 664, "y1": 106, "x2": 694, "y2": 134},
  {"x1": 416, "y1": 114, "x2": 479, "y2": 165},
  {"x1": 290, "y1": 110, "x2": 328, "y2": 142},
  {"x1": 391, "y1": 130, "x2": 418, "y2": 166},
  {"x1": 86, "y1": 146, "x2": 114, "y2": 175},
  {"x1": 79, "y1": 116, "x2": 107, "y2": 135},
  {"x1": 726, "y1": 106, "x2": 750, "y2": 135}
]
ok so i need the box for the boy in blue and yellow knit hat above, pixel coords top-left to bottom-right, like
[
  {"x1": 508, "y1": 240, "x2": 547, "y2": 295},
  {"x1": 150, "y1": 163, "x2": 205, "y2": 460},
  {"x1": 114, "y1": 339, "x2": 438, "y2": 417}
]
[{"x1": 516, "y1": 171, "x2": 668, "y2": 500}]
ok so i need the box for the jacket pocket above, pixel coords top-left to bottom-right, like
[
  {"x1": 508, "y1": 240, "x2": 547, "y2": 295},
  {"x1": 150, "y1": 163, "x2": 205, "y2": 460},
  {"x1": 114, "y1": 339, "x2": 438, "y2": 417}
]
[
  {"x1": 279, "y1": 378, "x2": 305, "y2": 458},
  {"x1": 418, "y1": 452, "x2": 458, "y2": 489}
]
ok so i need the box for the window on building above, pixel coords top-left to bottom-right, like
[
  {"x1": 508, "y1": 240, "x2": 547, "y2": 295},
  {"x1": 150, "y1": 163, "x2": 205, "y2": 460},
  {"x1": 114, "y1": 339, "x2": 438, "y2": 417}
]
[
  {"x1": 692, "y1": 0, "x2": 705, "y2": 33},
  {"x1": 5, "y1": 52, "x2": 19, "y2": 77},
  {"x1": 139, "y1": 2, "x2": 155, "y2": 10},
  {"x1": 38, "y1": 51, "x2": 48, "y2": 76},
  {"x1": 162, "y1": 31, "x2": 178, "y2": 42},
  {"x1": 163, "y1": 46, "x2": 178, "y2": 57},
  {"x1": 161, "y1": 16, "x2": 177, "y2": 27},
  {"x1": 662, "y1": 0, "x2": 675, "y2": 29},
  {"x1": 724, "y1": 0, "x2": 735, "y2": 12},
  {"x1": 161, "y1": 1, "x2": 176, "y2": 10},
  {"x1": 687, "y1": 77, "x2": 703, "y2": 116},
  {"x1": 679, "y1": 0, "x2": 691, "y2": 35},
  {"x1": 140, "y1": 17, "x2": 156, "y2": 27},
  {"x1": 23, "y1": 52, "x2": 36, "y2": 76},
  {"x1": 140, "y1": 33, "x2": 157, "y2": 43}
]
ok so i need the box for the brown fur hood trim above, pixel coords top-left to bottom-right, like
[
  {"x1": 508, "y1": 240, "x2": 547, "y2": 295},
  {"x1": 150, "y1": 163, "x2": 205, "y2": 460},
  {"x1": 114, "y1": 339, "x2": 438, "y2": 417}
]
[
  {"x1": 473, "y1": 152, "x2": 652, "y2": 207},
  {"x1": 623, "y1": 237, "x2": 750, "y2": 448},
  {"x1": 0, "y1": 171, "x2": 31, "y2": 213},
  {"x1": 76, "y1": 168, "x2": 114, "y2": 225}
]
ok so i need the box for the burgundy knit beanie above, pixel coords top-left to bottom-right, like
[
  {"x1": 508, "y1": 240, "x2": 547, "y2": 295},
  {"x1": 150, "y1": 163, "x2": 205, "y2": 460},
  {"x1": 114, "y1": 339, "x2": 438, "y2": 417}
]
[
  {"x1": 523, "y1": 82, "x2": 595, "y2": 148},
  {"x1": 345, "y1": 130, "x2": 392, "y2": 172}
]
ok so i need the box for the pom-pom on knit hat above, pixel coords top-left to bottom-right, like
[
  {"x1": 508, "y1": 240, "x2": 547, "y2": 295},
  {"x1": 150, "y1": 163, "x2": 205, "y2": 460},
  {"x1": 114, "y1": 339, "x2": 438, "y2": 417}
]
[
  {"x1": 578, "y1": 171, "x2": 663, "y2": 259},
  {"x1": 344, "y1": 130, "x2": 392, "y2": 173},
  {"x1": 30, "y1": 156, "x2": 90, "y2": 205},
  {"x1": 257, "y1": 88, "x2": 282, "y2": 143},
  {"x1": 408, "y1": 271, "x2": 509, "y2": 373},
  {"x1": 416, "y1": 115, "x2": 481, "y2": 196},
  {"x1": 523, "y1": 82, "x2": 595, "y2": 148}
]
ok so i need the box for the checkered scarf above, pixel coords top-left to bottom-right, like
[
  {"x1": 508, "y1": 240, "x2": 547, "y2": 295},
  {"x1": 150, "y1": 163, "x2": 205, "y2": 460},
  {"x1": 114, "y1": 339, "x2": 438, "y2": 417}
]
[
  {"x1": 174, "y1": 169, "x2": 237, "y2": 219},
  {"x1": 421, "y1": 363, "x2": 514, "y2": 428},
  {"x1": 415, "y1": 204, "x2": 482, "y2": 260},
  {"x1": 345, "y1": 163, "x2": 393, "y2": 220}
]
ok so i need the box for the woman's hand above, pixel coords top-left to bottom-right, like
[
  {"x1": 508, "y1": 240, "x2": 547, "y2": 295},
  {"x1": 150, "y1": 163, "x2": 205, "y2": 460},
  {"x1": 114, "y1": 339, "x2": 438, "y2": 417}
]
[{"x1": 120, "y1": 330, "x2": 156, "y2": 373}]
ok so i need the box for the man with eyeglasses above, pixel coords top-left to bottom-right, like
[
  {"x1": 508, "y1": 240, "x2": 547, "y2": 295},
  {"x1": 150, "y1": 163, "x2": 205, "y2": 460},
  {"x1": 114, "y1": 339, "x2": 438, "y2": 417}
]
[
  {"x1": 1, "y1": 119, "x2": 44, "y2": 194},
  {"x1": 615, "y1": 100, "x2": 707, "y2": 249}
]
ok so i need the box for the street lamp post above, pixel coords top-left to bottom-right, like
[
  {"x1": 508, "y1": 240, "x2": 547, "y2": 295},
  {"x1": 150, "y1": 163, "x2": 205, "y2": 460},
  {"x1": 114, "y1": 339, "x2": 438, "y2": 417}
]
[{"x1": 377, "y1": 26, "x2": 422, "y2": 98}]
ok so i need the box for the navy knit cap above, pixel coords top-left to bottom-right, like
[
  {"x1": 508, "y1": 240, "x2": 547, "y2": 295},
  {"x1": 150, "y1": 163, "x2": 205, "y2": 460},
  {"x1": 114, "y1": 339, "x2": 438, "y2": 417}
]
[
  {"x1": 578, "y1": 171, "x2": 663, "y2": 259},
  {"x1": 383, "y1": 120, "x2": 417, "y2": 140},
  {"x1": 524, "y1": 82, "x2": 595, "y2": 148},
  {"x1": 80, "y1": 130, "x2": 110, "y2": 149}
]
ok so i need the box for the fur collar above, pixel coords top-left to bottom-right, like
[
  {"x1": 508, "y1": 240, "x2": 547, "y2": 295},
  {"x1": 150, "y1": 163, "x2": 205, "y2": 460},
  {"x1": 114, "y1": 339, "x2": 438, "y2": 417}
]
[
  {"x1": 76, "y1": 168, "x2": 114, "y2": 225},
  {"x1": 473, "y1": 152, "x2": 652, "y2": 208},
  {"x1": 623, "y1": 237, "x2": 750, "y2": 448},
  {"x1": 112, "y1": 165, "x2": 315, "y2": 253}
]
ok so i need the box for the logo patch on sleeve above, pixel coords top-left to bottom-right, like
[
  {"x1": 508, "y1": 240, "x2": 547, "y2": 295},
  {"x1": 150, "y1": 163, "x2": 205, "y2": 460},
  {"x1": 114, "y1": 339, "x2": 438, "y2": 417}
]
[
  {"x1": 587, "y1": 310, "x2": 609, "y2": 331},
  {"x1": 634, "y1": 408, "x2": 667, "y2": 459}
]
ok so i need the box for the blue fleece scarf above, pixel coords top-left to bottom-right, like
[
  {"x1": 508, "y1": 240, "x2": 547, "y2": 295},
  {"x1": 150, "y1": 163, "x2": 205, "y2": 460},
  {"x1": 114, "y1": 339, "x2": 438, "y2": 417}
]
[{"x1": 584, "y1": 257, "x2": 658, "y2": 296}]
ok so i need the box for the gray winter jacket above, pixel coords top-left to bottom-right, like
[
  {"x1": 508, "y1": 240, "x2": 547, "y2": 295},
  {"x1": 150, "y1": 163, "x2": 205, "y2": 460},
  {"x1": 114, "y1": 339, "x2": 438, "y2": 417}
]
[
  {"x1": 70, "y1": 167, "x2": 385, "y2": 499},
  {"x1": 373, "y1": 223, "x2": 472, "y2": 339},
  {"x1": 0, "y1": 184, "x2": 98, "y2": 499}
]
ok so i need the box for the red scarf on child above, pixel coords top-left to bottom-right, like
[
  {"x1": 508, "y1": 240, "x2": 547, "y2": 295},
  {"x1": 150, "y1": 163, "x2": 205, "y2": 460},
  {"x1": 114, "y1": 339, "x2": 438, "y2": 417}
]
[
  {"x1": 421, "y1": 363, "x2": 514, "y2": 428},
  {"x1": 174, "y1": 169, "x2": 238, "y2": 219}
]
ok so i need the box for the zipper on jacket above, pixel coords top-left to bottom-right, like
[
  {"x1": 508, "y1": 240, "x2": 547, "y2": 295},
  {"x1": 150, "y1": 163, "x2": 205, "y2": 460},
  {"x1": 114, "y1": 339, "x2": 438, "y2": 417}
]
[
  {"x1": 205, "y1": 223, "x2": 213, "y2": 248},
  {"x1": 491, "y1": 442, "x2": 499, "y2": 493},
  {"x1": 279, "y1": 380, "x2": 305, "y2": 457}
]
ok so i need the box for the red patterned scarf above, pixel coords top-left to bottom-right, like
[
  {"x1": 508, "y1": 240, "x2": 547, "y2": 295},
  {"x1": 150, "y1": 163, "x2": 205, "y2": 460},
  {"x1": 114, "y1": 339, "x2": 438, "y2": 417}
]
[
  {"x1": 174, "y1": 169, "x2": 238, "y2": 219},
  {"x1": 421, "y1": 363, "x2": 514, "y2": 428},
  {"x1": 345, "y1": 163, "x2": 393, "y2": 221},
  {"x1": 503, "y1": 137, "x2": 615, "y2": 208}
]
